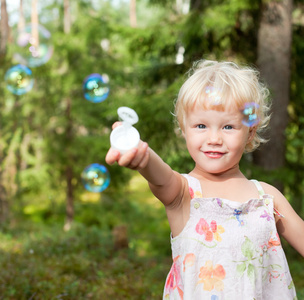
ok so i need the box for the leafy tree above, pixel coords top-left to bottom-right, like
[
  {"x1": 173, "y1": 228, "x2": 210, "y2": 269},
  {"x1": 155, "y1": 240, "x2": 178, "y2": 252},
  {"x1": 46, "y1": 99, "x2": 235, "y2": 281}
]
[
  {"x1": 1, "y1": 0, "x2": 141, "y2": 226},
  {"x1": 1, "y1": 0, "x2": 303, "y2": 228},
  {"x1": 0, "y1": 0, "x2": 9, "y2": 58}
]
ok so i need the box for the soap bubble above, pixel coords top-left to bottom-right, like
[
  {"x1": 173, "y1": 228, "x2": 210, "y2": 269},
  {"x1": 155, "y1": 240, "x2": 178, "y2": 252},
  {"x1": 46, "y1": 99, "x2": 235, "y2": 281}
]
[
  {"x1": 13, "y1": 24, "x2": 53, "y2": 67},
  {"x1": 241, "y1": 103, "x2": 259, "y2": 127},
  {"x1": 5, "y1": 64, "x2": 34, "y2": 95},
  {"x1": 81, "y1": 163, "x2": 110, "y2": 193},
  {"x1": 83, "y1": 73, "x2": 110, "y2": 103},
  {"x1": 205, "y1": 86, "x2": 222, "y2": 105}
]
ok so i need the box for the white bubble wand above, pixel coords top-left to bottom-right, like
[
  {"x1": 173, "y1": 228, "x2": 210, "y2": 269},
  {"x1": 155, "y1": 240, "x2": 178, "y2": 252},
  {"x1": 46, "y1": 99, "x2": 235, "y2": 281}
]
[{"x1": 110, "y1": 107, "x2": 140, "y2": 154}]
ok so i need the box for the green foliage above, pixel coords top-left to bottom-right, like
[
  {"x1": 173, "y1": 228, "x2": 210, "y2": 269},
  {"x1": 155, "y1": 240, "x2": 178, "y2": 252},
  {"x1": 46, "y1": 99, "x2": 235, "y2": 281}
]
[
  {"x1": 0, "y1": 176, "x2": 171, "y2": 299},
  {"x1": 0, "y1": 0, "x2": 302, "y2": 225},
  {"x1": 285, "y1": 22, "x2": 304, "y2": 215},
  {"x1": 2, "y1": 0, "x2": 143, "y2": 209},
  {"x1": 1, "y1": 0, "x2": 304, "y2": 296},
  {"x1": 0, "y1": 176, "x2": 303, "y2": 299},
  {"x1": 0, "y1": 221, "x2": 168, "y2": 299}
]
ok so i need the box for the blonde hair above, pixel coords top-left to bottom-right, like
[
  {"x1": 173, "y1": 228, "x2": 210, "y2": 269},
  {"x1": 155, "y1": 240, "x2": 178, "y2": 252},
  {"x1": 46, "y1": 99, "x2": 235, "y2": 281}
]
[{"x1": 174, "y1": 60, "x2": 271, "y2": 152}]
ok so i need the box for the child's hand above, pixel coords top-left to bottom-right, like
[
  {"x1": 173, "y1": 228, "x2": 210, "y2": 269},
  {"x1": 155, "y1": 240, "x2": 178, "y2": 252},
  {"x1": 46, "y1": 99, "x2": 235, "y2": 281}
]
[{"x1": 105, "y1": 122, "x2": 150, "y2": 170}]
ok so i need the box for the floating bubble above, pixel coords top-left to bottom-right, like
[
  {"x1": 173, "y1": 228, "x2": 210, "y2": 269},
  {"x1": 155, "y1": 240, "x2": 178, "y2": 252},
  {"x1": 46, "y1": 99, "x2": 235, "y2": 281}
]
[
  {"x1": 13, "y1": 24, "x2": 53, "y2": 67},
  {"x1": 81, "y1": 163, "x2": 110, "y2": 193},
  {"x1": 5, "y1": 64, "x2": 34, "y2": 95},
  {"x1": 241, "y1": 102, "x2": 260, "y2": 127},
  {"x1": 83, "y1": 73, "x2": 110, "y2": 103},
  {"x1": 205, "y1": 86, "x2": 222, "y2": 105}
]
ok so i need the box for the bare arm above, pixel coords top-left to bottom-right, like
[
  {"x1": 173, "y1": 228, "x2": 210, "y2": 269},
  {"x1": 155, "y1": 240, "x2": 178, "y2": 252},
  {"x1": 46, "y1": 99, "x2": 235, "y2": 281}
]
[
  {"x1": 262, "y1": 182, "x2": 304, "y2": 257},
  {"x1": 105, "y1": 132, "x2": 183, "y2": 206}
]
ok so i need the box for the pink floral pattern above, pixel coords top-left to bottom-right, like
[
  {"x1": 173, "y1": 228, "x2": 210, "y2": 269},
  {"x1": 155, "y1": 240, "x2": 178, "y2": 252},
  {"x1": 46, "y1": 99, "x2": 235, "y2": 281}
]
[
  {"x1": 164, "y1": 256, "x2": 183, "y2": 299},
  {"x1": 163, "y1": 175, "x2": 297, "y2": 299},
  {"x1": 195, "y1": 218, "x2": 225, "y2": 242}
]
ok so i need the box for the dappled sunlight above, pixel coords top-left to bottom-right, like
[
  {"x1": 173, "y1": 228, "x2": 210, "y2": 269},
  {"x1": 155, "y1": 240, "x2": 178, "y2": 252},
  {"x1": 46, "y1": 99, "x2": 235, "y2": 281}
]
[
  {"x1": 79, "y1": 191, "x2": 101, "y2": 203},
  {"x1": 0, "y1": 232, "x2": 22, "y2": 254},
  {"x1": 0, "y1": 0, "x2": 303, "y2": 298},
  {"x1": 128, "y1": 173, "x2": 163, "y2": 208}
]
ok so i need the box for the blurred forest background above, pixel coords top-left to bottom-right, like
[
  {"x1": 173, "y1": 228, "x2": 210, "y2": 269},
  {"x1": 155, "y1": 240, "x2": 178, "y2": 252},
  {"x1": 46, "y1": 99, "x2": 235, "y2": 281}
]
[{"x1": 0, "y1": 0, "x2": 304, "y2": 299}]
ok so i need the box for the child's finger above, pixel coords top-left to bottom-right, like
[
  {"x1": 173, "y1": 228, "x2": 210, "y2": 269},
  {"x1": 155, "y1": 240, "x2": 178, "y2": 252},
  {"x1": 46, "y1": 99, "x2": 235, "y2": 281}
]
[
  {"x1": 105, "y1": 148, "x2": 121, "y2": 165},
  {"x1": 112, "y1": 121, "x2": 122, "y2": 129},
  {"x1": 126, "y1": 142, "x2": 149, "y2": 169},
  {"x1": 116, "y1": 147, "x2": 138, "y2": 167}
]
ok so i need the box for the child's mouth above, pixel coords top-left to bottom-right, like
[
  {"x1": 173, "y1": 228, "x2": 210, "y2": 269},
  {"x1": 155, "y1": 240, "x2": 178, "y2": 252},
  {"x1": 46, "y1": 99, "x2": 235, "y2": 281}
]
[{"x1": 204, "y1": 151, "x2": 224, "y2": 158}]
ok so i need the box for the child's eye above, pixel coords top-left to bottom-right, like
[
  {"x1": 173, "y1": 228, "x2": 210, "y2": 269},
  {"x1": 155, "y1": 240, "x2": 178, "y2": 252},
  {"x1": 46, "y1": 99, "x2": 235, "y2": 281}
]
[
  {"x1": 223, "y1": 125, "x2": 233, "y2": 130},
  {"x1": 197, "y1": 124, "x2": 206, "y2": 129}
]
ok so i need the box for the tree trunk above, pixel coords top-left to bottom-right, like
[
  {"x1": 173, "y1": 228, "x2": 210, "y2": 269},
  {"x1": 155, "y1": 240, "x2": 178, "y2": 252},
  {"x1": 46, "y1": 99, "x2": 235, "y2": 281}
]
[
  {"x1": 0, "y1": 184, "x2": 8, "y2": 226},
  {"x1": 0, "y1": 0, "x2": 9, "y2": 58},
  {"x1": 18, "y1": 0, "x2": 25, "y2": 32},
  {"x1": 254, "y1": 0, "x2": 293, "y2": 190},
  {"x1": 0, "y1": 0, "x2": 12, "y2": 223},
  {"x1": 64, "y1": 165, "x2": 74, "y2": 231},
  {"x1": 63, "y1": 97, "x2": 74, "y2": 231},
  {"x1": 31, "y1": 0, "x2": 39, "y2": 49},
  {"x1": 64, "y1": 0, "x2": 71, "y2": 34},
  {"x1": 190, "y1": 0, "x2": 202, "y2": 11},
  {"x1": 130, "y1": 0, "x2": 137, "y2": 28}
]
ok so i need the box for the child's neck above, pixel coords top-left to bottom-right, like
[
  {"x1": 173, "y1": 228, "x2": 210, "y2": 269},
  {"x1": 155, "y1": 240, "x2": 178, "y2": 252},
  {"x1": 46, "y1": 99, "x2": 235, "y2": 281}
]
[
  {"x1": 190, "y1": 164, "x2": 245, "y2": 182},
  {"x1": 189, "y1": 166, "x2": 258, "y2": 203}
]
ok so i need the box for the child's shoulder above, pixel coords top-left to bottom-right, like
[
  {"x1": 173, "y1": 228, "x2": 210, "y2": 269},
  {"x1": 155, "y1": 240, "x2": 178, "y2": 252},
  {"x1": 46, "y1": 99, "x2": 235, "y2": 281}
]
[
  {"x1": 259, "y1": 181, "x2": 288, "y2": 210},
  {"x1": 259, "y1": 181, "x2": 283, "y2": 197}
]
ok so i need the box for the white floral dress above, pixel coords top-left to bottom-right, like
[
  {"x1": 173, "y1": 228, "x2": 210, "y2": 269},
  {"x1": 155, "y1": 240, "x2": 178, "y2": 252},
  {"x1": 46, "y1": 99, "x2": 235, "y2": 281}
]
[{"x1": 163, "y1": 174, "x2": 297, "y2": 300}]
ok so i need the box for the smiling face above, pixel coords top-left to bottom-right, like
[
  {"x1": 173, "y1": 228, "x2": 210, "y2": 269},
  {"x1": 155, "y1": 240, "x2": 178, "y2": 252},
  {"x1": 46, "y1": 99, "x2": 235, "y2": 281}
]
[
  {"x1": 175, "y1": 61, "x2": 271, "y2": 153},
  {"x1": 183, "y1": 104, "x2": 254, "y2": 177}
]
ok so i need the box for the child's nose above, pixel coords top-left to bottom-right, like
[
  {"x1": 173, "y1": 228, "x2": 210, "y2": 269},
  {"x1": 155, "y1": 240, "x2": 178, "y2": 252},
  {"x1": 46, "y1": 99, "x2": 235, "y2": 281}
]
[{"x1": 208, "y1": 130, "x2": 222, "y2": 144}]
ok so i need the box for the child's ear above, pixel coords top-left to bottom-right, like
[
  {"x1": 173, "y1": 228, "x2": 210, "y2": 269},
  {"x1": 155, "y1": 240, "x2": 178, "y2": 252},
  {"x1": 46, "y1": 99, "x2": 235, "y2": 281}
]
[{"x1": 247, "y1": 126, "x2": 257, "y2": 143}]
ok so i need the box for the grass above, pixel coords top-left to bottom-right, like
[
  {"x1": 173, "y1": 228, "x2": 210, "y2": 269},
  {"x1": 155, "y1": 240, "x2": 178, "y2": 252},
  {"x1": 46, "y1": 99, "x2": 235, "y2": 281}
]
[
  {"x1": 0, "y1": 175, "x2": 171, "y2": 300},
  {"x1": 0, "y1": 222, "x2": 170, "y2": 299},
  {"x1": 0, "y1": 174, "x2": 303, "y2": 299}
]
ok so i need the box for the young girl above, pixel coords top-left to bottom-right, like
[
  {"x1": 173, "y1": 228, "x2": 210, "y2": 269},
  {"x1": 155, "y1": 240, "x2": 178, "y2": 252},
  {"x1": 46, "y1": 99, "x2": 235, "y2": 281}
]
[{"x1": 106, "y1": 60, "x2": 304, "y2": 299}]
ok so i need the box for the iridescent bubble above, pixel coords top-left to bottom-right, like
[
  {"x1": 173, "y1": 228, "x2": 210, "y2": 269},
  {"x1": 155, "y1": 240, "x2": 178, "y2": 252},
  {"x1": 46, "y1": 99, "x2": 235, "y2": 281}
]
[
  {"x1": 5, "y1": 64, "x2": 34, "y2": 95},
  {"x1": 83, "y1": 73, "x2": 110, "y2": 103},
  {"x1": 13, "y1": 24, "x2": 53, "y2": 68},
  {"x1": 241, "y1": 102, "x2": 260, "y2": 127},
  {"x1": 81, "y1": 163, "x2": 110, "y2": 193},
  {"x1": 205, "y1": 86, "x2": 222, "y2": 105}
]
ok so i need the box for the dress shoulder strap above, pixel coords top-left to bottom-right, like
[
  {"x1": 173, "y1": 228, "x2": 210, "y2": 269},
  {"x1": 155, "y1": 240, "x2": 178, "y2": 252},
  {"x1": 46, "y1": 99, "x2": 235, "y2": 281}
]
[
  {"x1": 182, "y1": 174, "x2": 203, "y2": 199},
  {"x1": 251, "y1": 179, "x2": 285, "y2": 218},
  {"x1": 250, "y1": 179, "x2": 265, "y2": 199}
]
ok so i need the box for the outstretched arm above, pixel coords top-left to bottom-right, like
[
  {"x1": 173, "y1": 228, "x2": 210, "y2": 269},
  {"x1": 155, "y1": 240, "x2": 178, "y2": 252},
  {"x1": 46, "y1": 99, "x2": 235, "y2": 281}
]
[{"x1": 105, "y1": 131, "x2": 183, "y2": 207}]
